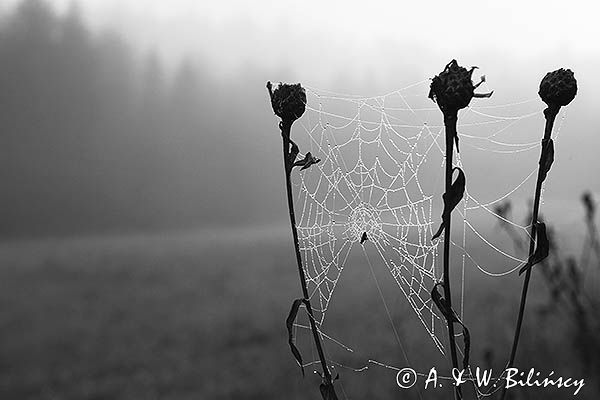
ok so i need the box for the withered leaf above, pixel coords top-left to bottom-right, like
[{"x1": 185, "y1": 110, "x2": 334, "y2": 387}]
[
  {"x1": 432, "y1": 167, "x2": 466, "y2": 240},
  {"x1": 431, "y1": 283, "x2": 455, "y2": 322},
  {"x1": 431, "y1": 283, "x2": 471, "y2": 370},
  {"x1": 519, "y1": 222, "x2": 550, "y2": 275},
  {"x1": 432, "y1": 222, "x2": 444, "y2": 241},
  {"x1": 319, "y1": 381, "x2": 339, "y2": 400},
  {"x1": 286, "y1": 298, "x2": 308, "y2": 376},
  {"x1": 289, "y1": 141, "x2": 300, "y2": 165},
  {"x1": 539, "y1": 139, "x2": 554, "y2": 183},
  {"x1": 294, "y1": 152, "x2": 321, "y2": 171},
  {"x1": 459, "y1": 322, "x2": 471, "y2": 370},
  {"x1": 454, "y1": 132, "x2": 460, "y2": 153}
]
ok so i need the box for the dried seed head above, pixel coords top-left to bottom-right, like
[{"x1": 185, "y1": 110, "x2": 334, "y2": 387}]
[
  {"x1": 494, "y1": 200, "x2": 512, "y2": 221},
  {"x1": 538, "y1": 68, "x2": 577, "y2": 107},
  {"x1": 267, "y1": 81, "x2": 306, "y2": 123},
  {"x1": 429, "y1": 60, "x2": 491, "y2": 114},
  {"x1": 582, "y1": 191, "x2": 595, "y2": 221}
]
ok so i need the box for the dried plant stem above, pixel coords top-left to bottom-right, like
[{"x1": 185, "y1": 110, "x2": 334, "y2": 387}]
[
  {"x1": 501, "y1": 105, "x2": 559, "y2": 400},
  {"x1": 442, "y1": 113, "x2": 462, "y2": 400},
  {"x1": 280, "y1": 121, "x2": 337, "y2": 399}
]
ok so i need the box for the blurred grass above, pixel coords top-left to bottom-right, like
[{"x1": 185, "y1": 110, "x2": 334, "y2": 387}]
[{"x1": 0, "y1": 228, "x2": 597, "y2": 399}]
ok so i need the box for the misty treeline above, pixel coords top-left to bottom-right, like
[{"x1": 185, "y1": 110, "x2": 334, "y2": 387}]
[{"x1": 0, "y1": 0, "x2": 282, "y2": 238}]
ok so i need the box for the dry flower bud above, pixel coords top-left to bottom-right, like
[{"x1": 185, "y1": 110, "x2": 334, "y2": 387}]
[
  {"x1": 429, "y1": 60, "x2": 492, "y2": 114},
  {"x1": 267, "y1": 81, "x2": 306, "y2": 123},
  {"x1": 538, "y1": 68, "x2": 577, "y2": 107}
]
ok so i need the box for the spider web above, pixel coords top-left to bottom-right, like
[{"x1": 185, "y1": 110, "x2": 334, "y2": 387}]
[
  {"x1": 283, "y1": 77, "x2": 568, "y2": 388},
  {"x1": 295, "y1": 83, "x2": 444, "y2": 351}
]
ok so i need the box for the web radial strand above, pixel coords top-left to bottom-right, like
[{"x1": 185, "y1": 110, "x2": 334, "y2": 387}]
[{"x1": 287, "y1": 80, "x2": 559, "y2": 359}]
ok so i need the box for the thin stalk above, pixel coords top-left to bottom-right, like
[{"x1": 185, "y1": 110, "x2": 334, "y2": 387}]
[
  {"x1": 280, "y1": 121, "x2": 337, "y2": 397},
  {"x1": 501, "y1": 105, "x2": 559, "y2": 400},
  {"x1": 442, "y1": 112, "x2": 462, "y2": 400}
]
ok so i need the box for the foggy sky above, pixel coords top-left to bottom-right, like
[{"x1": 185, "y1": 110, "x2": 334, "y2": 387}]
[
  {"x1": 0, "y1": 0, "x2": 598, "y2": 238},
  {"x1": 29, "y1": 0, "x2": 600, "y2": 79}
]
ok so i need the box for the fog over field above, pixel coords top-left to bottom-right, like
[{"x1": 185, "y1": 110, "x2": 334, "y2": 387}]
[
  {"x1": 0, "y1": 0, "x2": 598, "y2": 238},
  {"x1": 1, "y1": 1, "x2": 599, "y2": 399}
]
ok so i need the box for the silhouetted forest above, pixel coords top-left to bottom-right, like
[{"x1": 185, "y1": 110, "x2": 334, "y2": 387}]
[{"x1": 0, "y1": 0, "x2": 284, "y2": 238}]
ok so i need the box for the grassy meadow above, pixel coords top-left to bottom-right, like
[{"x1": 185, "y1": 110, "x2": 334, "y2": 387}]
[{"x1": 0, "y1": 227, "x2": 598, "y2": 399}]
